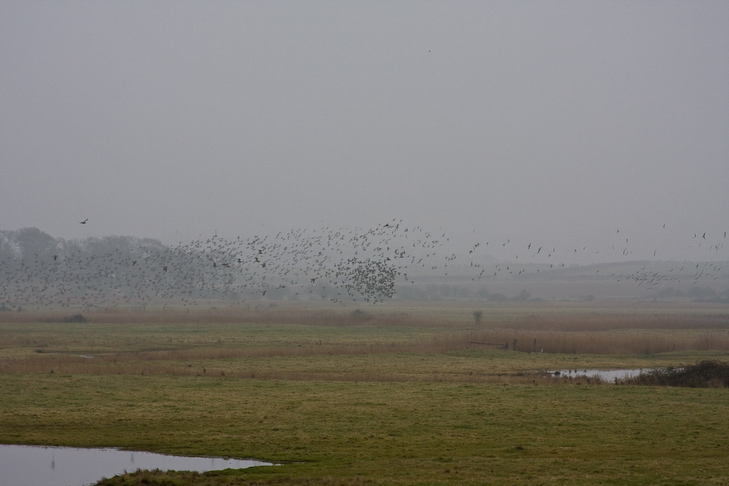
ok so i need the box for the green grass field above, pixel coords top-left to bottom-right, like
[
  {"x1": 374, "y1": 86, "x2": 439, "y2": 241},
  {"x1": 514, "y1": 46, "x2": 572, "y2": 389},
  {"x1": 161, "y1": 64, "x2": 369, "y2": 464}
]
[{"x1": 1, "y1": 302, "x2": 728, "y2": 485}]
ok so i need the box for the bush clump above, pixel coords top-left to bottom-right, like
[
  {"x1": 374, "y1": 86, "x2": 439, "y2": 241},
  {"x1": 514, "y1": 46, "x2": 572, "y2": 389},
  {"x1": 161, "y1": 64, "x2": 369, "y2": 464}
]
[
  {"x1": 626, "y1": 360, "x2": 729, "y2": 388},
  {"x1": 349, "y1": 309, "x2": 373, "y2": 322},
  {"x1": 62, "y1": 313, "x2": 87, "y2": 323}
]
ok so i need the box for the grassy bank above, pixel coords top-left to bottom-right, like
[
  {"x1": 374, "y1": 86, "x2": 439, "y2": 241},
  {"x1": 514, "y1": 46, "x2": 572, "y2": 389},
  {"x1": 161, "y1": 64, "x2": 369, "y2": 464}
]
[{"x1": 1, "y1": 374, "x2": 728, "y2": 485}]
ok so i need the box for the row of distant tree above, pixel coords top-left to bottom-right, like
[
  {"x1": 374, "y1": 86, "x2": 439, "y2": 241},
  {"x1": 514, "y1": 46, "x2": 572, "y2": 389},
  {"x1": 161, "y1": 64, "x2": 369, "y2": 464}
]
[
  {"x1": 0, "y1": 227, "x2": 401, "y2": 308},
  {"x1": 2, "y1": 228, "x2": 728, "y2": 309}
]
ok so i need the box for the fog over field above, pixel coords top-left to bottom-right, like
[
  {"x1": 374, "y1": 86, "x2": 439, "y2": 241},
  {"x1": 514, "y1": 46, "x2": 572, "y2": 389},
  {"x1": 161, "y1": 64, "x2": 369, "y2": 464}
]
[
  {"x1": 2, "y1": 1, "x2": 728, "y2": 266},
  {"x1": 2, "y1": 225, "x2": 727, "y2": 309}
]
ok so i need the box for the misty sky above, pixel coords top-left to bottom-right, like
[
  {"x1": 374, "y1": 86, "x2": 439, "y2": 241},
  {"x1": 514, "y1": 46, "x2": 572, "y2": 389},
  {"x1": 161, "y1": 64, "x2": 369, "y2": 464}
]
[{"x1": 2, "y1": 1, "x2": 727, "y2": 264}]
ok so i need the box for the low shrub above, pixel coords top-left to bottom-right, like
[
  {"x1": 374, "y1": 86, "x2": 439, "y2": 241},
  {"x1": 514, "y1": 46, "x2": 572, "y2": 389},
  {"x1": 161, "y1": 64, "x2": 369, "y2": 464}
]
[
  {"x1": 626, "y1": 360, "x2": 729, "y2": 388},
  {"x1": 348, "y1": 308, "x2": 373, "y2": 322}
]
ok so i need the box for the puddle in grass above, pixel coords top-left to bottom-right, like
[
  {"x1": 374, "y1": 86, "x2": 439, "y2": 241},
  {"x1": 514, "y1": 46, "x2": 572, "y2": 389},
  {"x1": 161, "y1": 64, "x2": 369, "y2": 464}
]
[
  {"x1": 0, "y1": 444, "x2": 273, "y2": 486},
  {"x1": 547, "y1": 368, "x2": 652, "y2": 382}
]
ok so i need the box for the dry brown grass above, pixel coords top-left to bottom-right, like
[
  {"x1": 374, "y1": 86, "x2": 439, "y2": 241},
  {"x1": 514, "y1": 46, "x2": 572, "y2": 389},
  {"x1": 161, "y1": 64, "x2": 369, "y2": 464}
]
[
  {"x1": 2, "y1": 302, "x2": 728, "y2": 386},
  {"x1": 464, "y1": 329, "x2": 729, "y2": 354},
  {"x1": 504, "y1": 312, "x2": 729, "y2": 331},
  {"x1": 0, "y1": 306, "x2": 441, "y2": 327},
  {"x1": 3, "y1": 327, "x2": 729, "y2": 382},
  {"x1": 3, "y1": 301, "x2": 727, "y2": 329}
]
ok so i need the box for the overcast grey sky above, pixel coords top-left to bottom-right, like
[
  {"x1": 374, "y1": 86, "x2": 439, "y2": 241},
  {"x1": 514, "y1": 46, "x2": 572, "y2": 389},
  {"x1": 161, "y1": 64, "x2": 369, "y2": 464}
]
[{"x1": 2, "y1": 1, "x2": 727, "y2": 264}]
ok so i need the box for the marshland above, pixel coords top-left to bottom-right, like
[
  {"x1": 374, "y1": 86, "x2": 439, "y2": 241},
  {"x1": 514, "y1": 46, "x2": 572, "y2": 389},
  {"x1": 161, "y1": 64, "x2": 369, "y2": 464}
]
[
  {"x1": 2, "y1": 302, "x2": 729, "y2": 485},
  {"x1": 5, "y1": 1, "x2": 729, "y2": 484}
]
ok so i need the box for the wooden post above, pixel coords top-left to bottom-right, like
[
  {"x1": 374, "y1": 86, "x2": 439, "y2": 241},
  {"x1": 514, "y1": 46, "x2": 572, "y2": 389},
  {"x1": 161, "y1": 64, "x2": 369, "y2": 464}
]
[
  {"x1": 533, "y1": 338, "x2": 537, "y2": 353},
  {"x1": 513, "y1": 339, "x2": 517, "y2": 351}
]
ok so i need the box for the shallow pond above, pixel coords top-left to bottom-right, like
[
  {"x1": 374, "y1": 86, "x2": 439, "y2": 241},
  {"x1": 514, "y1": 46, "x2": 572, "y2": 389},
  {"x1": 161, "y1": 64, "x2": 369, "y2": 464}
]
[
  {"x1": 547, "y1": 368, "x2": 652, "y2": 382},
  {"x1": 0, "y1": 444, "x2": 272, "y2": 486}
]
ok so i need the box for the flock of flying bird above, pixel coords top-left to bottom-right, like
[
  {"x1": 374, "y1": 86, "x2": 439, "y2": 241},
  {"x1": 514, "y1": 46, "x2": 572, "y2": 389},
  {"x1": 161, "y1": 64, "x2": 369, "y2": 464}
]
[{"x1": 0, "y1": 219, "x2": 727, "y2": 310}]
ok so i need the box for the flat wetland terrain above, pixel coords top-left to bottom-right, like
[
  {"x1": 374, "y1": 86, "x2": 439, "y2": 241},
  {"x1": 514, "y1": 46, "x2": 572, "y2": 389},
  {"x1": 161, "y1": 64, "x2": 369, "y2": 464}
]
[{"x1": 1, "y1": 301, "x2": 729, "y2": 485}]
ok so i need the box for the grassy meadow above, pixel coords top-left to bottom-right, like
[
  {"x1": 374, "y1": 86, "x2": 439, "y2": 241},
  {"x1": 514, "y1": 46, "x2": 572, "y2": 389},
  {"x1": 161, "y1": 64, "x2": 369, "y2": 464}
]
[{"x1": 1, "y1": 301, "x2": 729, "y2": 485}]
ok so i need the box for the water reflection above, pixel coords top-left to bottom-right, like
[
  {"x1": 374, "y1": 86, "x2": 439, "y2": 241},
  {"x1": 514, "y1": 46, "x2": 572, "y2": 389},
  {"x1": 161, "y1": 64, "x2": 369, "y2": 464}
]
[
  {"x1": 547, "y1": 368, "x2": 652, "y2": 382},
  {"x1": 0, "y1": 444, "x2": 272, "y2": 486}
]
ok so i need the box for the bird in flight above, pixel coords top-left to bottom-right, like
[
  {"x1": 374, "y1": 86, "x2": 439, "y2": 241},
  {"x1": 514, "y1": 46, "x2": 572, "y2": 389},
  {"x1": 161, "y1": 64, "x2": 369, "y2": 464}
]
[{"x1": 79, "y1": 219, "x2": 88, "y2": 224}]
